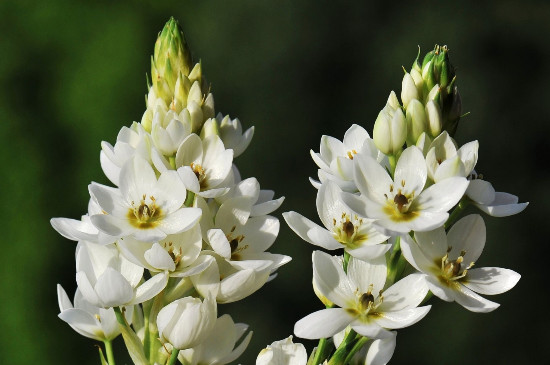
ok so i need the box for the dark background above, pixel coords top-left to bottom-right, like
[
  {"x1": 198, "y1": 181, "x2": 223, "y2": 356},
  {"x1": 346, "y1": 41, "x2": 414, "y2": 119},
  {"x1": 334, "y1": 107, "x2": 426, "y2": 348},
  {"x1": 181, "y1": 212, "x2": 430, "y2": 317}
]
[{"x1": 1, "y1": 0, "x2": 547, "y2": 364}]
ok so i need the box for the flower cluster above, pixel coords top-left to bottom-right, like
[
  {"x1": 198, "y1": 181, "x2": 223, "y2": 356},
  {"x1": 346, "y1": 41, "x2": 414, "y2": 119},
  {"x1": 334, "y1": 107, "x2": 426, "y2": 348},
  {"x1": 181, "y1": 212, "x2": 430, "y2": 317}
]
[
  {"x1": 268, "y1": 45, "x2": 527, "y2": 364},
  {"x1": 52, "y1": 18, "x2": 289, "y2": 365}
]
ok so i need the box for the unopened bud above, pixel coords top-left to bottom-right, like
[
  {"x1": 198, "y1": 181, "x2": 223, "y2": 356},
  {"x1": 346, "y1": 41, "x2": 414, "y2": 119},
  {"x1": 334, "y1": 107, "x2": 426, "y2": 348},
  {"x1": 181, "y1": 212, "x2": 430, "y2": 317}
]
[
  {"x1": 406, "y1": 99, "x2": 427, "y2": 145},
  {"x1": 401, "y1": 73, "x2": 419, "y2": 108},
  {"x1": 425, "y1": 100, "x2": 442, "y2": 138},
  {"x1": 151, "y1": 18, "x2": 193, "y2": 106},
  {"x1": 373, "y1": 107, "x2": 406, "y2": 155}
]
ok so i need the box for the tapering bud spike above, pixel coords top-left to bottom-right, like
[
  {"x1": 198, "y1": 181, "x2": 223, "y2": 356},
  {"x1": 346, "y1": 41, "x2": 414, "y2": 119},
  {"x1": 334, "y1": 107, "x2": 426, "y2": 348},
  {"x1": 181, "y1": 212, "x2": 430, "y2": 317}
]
[{"x1": 151, "y1": 17, "x2": 193, "y2": 105}]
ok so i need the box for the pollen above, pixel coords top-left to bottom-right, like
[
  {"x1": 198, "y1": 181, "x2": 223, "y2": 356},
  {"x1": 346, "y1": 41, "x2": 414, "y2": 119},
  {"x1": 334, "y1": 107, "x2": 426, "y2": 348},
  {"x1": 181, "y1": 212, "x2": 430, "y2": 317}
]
[
  {"x1": 347, "y1": 149, "x2": 358, "y2": 160},
  {"x1": 127, "y1": 195, "x2": 162, "y2": 229},
  {"x1": 190, "y1": 162, "x2": 207, "y2": 188}
]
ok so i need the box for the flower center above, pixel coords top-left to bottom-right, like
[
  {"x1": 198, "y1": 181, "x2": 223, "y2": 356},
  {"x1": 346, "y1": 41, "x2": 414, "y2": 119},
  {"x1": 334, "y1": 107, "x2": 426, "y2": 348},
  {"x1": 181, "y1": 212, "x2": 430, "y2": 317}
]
[
  {"x1": 439, "y1": 248, "x2": 475, "y2": 283},
  {"x1": 226, "y1": 226, "x2": 247, "y2": 260},
  {"x1": 128, "y1": 195, "x2": 162, "y2": 228},
  {"x1": 357, "y1": 284, "x2": 383, "y2": 316},
  {"x1": 332, "y1": 213, "x2": 368, "y2": 248},
  {"x1": 190, "y1": 162, "x2": 207, "y2": 188},
  {"x1": 347, "y1": 149, "x2": 358, "y2": 160},
  {"x1": 382, "y1": 181, "x2": 420, "y2": 222},
  {"x1": 164, "y1": 241, "x2": 183, "y2": 267}
]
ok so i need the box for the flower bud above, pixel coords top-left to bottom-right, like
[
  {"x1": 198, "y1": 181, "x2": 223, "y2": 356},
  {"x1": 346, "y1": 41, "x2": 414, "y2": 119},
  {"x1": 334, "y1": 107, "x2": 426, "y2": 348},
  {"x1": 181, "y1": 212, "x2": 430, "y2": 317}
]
[
  {"x1": 151, "y1": 18, "x2": 194, "y2": 108},
  {"x1": 425, "y1": 100, "x2": 442, "y2": 138},
  {"x1": 157, "y1": 296, "x2": 217, "y2": 350},
  {"x1": 406, "y1": 99, "x2": 427, "y2": 145},
  {"x1": 373, "y1": 106, "x2": 406, "y2": 155},
  {"x1": 401, "y1": 73, "x2": 419, "y2": 108}
]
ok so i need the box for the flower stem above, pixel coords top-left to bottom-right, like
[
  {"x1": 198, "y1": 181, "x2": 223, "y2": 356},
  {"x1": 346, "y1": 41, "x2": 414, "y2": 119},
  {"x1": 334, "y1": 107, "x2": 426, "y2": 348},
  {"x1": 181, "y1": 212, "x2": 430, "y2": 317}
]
[
  {"x1": 309, "y1": 337, "x2": 332, "y2": 365},
  {"x1": 388, "y1": 154, "x2": 397, "y2": 178},
  {"x1": 114, "y1": 307, "x2": 148, "y2": 365},
  {"x1": 387, "y1": 236, "x2": 407, "y2": 285},
  {"x1": 327, "y1": 329, "x2": 358, "y2": 365},
  {"x1": 343, "y1": 251, "x2": 351, "y2": 273},
  {"x1": 444, "y1": 198, "x2": 470, "y2": 229},
  {"x1": 167, "y1": 348, "x2": 180, "y2": 365},
  {"x1": 342, "y1": 336, "x2": 369, "y2": 364},
  {"x1": 184, "y1": 191, "x2": 195, "y2": 207},
  {"x1": 103, "y1": 340, "x2": 116, "y2": 365}
]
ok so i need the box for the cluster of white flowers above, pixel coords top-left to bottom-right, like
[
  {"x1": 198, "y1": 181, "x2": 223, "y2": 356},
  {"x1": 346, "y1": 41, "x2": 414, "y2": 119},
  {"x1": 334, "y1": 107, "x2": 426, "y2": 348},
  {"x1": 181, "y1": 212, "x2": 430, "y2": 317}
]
[
  {"x1": 51, "y1": 18, "x2": 289, "y2": 365},
  {"x1": 261, "y1": 45, "x2": 527, "y2": 365}
]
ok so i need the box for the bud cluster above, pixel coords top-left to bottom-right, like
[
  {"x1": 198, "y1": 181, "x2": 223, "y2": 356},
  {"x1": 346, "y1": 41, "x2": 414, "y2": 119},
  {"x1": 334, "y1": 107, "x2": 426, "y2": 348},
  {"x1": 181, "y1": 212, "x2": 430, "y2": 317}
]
[{"x1": 52, "y1": 17, "x2": 288, "y2": 365}]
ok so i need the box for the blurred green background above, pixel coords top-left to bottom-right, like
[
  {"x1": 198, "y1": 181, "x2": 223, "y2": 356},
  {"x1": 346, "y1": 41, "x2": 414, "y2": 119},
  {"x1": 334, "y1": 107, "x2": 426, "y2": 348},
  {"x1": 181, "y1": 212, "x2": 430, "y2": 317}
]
[{"x1": 1, "y1": 0, "x2": 548, "y2": 364}]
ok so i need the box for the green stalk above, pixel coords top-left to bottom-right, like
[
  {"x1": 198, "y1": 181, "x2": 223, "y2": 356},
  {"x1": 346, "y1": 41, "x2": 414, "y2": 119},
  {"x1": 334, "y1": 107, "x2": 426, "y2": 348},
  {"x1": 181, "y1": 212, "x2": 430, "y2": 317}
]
[
  {"x1": 309, "y1": 337, "x2": 332, "y2": 365},
  {"x1": 444, "y1": 198, "x2": 470, "y2": 229},
  {"x1": 327, "y1": 329, "x2": 358, "y2": 365},
  {"x1": 184, "y1": 191, "x2": 195, "y2": 207},
  {"x1": 146, "y1": 292, "x2": 164, "y2": 363},
  {"x1": 167, "y1": 348, "x2": 180, "y2": 365},
  {"x1": 103, "y1": 340, "x2": 116, "y2": 365},
  {"x1": 342, "y1": 336, "x2": 369, "y2": 364},
  {"x1": 387, "y1": 154, "x2": 397, "y2": 178},
  {"x1": 387, "y1": 236, "x2": 407, "y2": 285},
  {"x1": 114, "y1": 307, "x2": 148, "y2": 365},
  {"x1": 343, "y1": 251, "x2": 351, "y2": 273}
]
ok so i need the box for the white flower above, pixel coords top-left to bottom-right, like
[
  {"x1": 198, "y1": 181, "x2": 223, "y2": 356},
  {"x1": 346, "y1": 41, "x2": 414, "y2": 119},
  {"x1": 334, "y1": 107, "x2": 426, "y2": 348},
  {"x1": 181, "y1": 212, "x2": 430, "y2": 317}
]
[
  {"x1": 217, "y1": 114, "x2": 254, "y2": 158},
  {"x1": 284, "y1": 181, "x2": 390, "y2": 260},
  {"x1": 75, "y1": 242, "x2": 168, "y2": 308},
  {"x1": 117, "y1": 226, "x2": 214, "y2": 278},
  {"x1": 400, "y1": 214, "x2": 521, "y2": 312},
  {"x1": 466, "y1": 178, "x2": 528, "y2": 217},
  {"x1": 178, "y1": 314, "x2": 252, "y2": 365},
  {"x1": 310, "y1": 124, "x2": 385, "y2": 192},
  {"x1": 57, "y1": 284, "x2": 133, "y2": 341},
  {"x1": 345, "y1": 146, "x2": 469, "y2": 233},
  {"x1": 425, "y1": 131, "x2": 478, "y2": 183},
  {"x1": 173, "y1": 134, "x2": 234, "y2": 198},
  {"x1": 216, "y1": 177, "x2": 285, "y2": 217},
  {"x1": 256, "y1": 336, "x2": 307, "y2": 365},
  {"x1": 90, "y1": 156, "x2": 201, "y2": 242},
  {"x1": 100, "y1": 122, "x2": 152, "y2": 186},
  {"x1": 191, "y1": 251, "x2": 275, "y2": 304},
  {"x1": 51, "y1": 198, "x2": 116, "y2": 245},
  {"x1": 294, "y1": 251, "x2": 430, "y2": 340},
  {"x1": 150, "y1": 104, "x2": 192, "y2": 156},
  {"x1": 157, "y1": 295, "x2": 217, "y2": 350},
  {"x1": 205, "y1": 196, "x2": 289, "y2": 273}
]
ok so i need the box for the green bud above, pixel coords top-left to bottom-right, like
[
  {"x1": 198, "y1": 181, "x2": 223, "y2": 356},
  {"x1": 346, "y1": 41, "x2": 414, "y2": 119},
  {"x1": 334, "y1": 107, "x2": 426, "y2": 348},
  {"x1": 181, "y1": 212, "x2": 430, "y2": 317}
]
[{"x1": 151, "y1": 17, "x2": 193, "y2": 105}]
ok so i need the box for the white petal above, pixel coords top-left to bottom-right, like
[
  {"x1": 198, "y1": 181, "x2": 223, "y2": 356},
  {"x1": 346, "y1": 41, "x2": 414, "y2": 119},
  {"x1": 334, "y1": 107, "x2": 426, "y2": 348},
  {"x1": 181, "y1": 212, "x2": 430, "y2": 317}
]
[
  {"x1": 447, "y1": 214, "x2": 485, "y2": 264},
  {"x1": 158, "y1": 207, "x2": 202, "y2": 235},
  {"x1": 414, "y1": 177, "x2": 469, "y2": 213},
  {"x1": 353, "y1": 154, "x2": 392, "y2": 204},
  {"x1": 463, "y1": 267, "x2": 520, "y2": 295},
  {"x1": 208, "y1": 229, "x2": 232, "y2": 259},
  {"x1": 57, "y1": 284, "x2": 74, "y2": 313},
  {"x1": 251, "y1": 196, "x2": 285, "y2": 217},
  {"x1": 371, "y1": 306, "x2": 431, "y2": 329},
  {"x1": 400, "y1": 235, "x2": 435, "y2": 273},
  {"x1": 476, "y1": 192, "x2": 528, "y2": 217},
  {"x1": 131, "y1": 271, "x2": 169, "y2": 304},
  {"x1": 144, "y1": 243, "x2": 176, "y2": 271},
  {"x1": 365, "y1": 334, "x2": 397, "y2": 365},
  {"x1": 312, "y1": 251, "x2": 354, "y2": 308},
  {"x1": 350, "y1": 321, "x2": 393, "y2": 339},
  {"x1": 94, "y1": 268, "x2": 134, "y2": 307},
  {"x1": 283, "y1": 212, "x2": 341, "y2": 250},
  {"x1": 466, "y1": 179, "x2": 495, "y2": 204},
  {"x1": 378, "y1": 273, "x2": 429, "y2": 312},
  {"x1": 294, "y1": 308, "x2": 354, "y2": 339},
  {"x1": 58, "y1": 308, "x2": 103, "y2": 341},
  {"x1": 450, "y1": 283, "x2": 500, "y2": 313},
  {"x1": 347, "y1": 255, "x2": 387, "y2": 296},
  {"x1": 393, "y1": 146, "x2": 427, "y2": 195}
]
